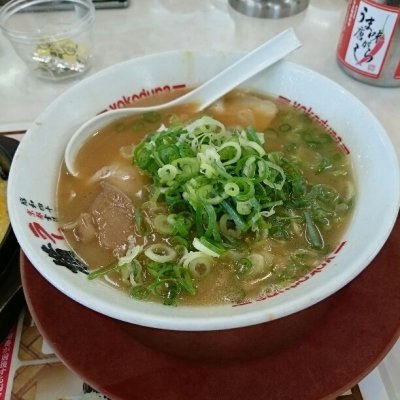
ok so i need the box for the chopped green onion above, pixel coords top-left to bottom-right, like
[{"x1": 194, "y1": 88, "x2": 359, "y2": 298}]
[
  {"x1": 235, "y1": 257, "x2": 253, "y2": 277},
  {"x1": 144, "y1": 244, "x2": 177, "y2": 263},
  {"x1": 218, "y1": 141, "x2": 242, "y2": 165},
  {"x1": 279, "y1": 123, "x2": 292, "y2": 133},
  {"x1": 236, "y1": 200, "x2": 253, "y2": 216},
  {"x1": 195, "y1": 203, "x2": 220, "y2": 241},
  {"x1": 171, "y1": 157, "x2": 200, "y2": 180},
  {"x1": 130, "y1": 285, "x2": 150, "y2": 300},
  {"x1": 224, "y1": 182, "x2": 240, "y2": 197},
  {"x1": 188, "y1": 255, "x2": 213, "y2": 278},
  {"x1": 246, "y1": 126, "x2": 263, "y2": 145},
  {"x1": 134, "y1": 209, "x2": 149, "y2": 235},
  {"x1": 192, "y1": 237, "x2": 221, "y2": 257},
  {"x1": 88, "y1": 262, "x2": 120, "y2": 280},
  {"x1": 247, "y1": 253, "x2": 266, "y2": 274},
  {"x1": 304, "y1": 210, "x2": 324, "y2": 250},
  {"x1": 220, "y1": 200, "x2": 247, "y2": 231},
  {"x1": 219, "y1": 213, "x2": 241, "y2": 239},
  {"x1": 153, "y1": 214, "x2": 173, "y2": 235},
  {"x1": 129, "y1": 259, "x2": 143, "y2": 285},
  {"x1": 158, "y1": 164, "x2": 178, "y2": 184},
  {"x1": 99, "y1": 113, "x2": 353, "y2": 306},
  {"x1": 118, "y1": 244, "x2": 143, "y2": 266},
  {"x1": 143, "y1": 111, "x2": 161, "y2": 123}
]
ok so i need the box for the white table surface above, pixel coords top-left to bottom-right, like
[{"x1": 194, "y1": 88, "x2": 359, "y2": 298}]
[
  {"x1": 0, "y1": 0, "x2": 399, "y2": 164},
  {"x1": 1, "y1": 1, "x2": 399, "y2": 398}
]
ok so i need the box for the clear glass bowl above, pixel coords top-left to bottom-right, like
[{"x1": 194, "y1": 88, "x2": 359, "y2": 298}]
[{"x1": 0, "y1": 0, "x2": 95, "y2": 80}]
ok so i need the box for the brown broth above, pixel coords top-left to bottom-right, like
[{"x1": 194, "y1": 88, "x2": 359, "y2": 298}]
[{"x1": 57, "y1": 89, "x2": 355, "y2": 306}]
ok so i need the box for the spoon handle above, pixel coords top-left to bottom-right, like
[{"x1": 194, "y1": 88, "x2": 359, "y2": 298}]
[
  {"x1": 65, "y1": 28, "x2": 301, "y2": 176},
  {"x1": 191, "y1": 28, "x2": 301, "y2": 111}
]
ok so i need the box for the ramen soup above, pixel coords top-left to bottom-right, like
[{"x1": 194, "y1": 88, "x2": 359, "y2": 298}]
[{"x1": 57, "y1": 90, "x2": 355, "y2": 306}]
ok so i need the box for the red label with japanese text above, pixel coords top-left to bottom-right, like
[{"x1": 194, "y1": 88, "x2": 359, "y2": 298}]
[
  {"x1": 337, "y1": 0, "x2": 400, "y2": 78},
  {"x1": 395, "y1": 60, "x2": 400, "y2": 78},
  {"x1": 0, "y1": 328, "x2": 17, "y2": 400}
]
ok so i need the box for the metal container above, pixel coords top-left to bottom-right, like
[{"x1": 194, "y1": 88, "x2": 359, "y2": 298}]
[
  {"x1": 337, "y1": 0, "x2": 400, "y2": 87},
  {"x1": 229, "y1": 0, "x2": 309, "y2": 19}
]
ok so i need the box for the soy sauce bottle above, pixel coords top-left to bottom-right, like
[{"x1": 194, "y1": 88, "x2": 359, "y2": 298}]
[{"x1": 337, "y1": 0, "x2": 400, "y2": 87}]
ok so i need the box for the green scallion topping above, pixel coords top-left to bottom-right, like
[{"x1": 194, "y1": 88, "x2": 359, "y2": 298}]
[{"x1": 89, "y1": 114, "x2": 353, "y2": 306}]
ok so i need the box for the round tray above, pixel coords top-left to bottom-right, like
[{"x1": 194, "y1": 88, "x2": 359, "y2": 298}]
[{"x1": 21, "y1": 215, "x2": 400, "y2": 400}]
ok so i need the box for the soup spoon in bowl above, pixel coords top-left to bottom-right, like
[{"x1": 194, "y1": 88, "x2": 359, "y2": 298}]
[{"x1": 65, "y1": 28, "x2": 301, "y2": 176}]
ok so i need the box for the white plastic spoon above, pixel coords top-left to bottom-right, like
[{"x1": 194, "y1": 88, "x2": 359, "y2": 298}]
[{"x1": 65, "y1": 28, "x2": 301, "y2": 176}]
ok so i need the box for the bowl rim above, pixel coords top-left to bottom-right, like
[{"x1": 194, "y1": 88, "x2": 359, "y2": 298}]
[{"x1": 7, "y1": 50, "x2": 400, "y2": 331}]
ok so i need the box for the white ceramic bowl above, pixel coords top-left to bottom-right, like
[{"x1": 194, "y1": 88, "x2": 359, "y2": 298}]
[{"x1": 8, "y1": 51, "x2": 400, "y2": 332}]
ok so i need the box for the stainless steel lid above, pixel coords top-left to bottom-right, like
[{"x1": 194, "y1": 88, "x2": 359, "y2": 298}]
[{"x1": 229, "y1": 0, "x2": 309, "y2": 19}]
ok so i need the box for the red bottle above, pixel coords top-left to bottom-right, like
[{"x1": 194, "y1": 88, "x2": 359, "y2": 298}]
[{"x1": 337, "y1": 0, "x2": 400, "y2": 87}]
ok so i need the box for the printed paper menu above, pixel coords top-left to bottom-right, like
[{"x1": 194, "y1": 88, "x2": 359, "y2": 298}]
[{"x1": 0, "y1": 309, "x2": 107, "y2": 400}]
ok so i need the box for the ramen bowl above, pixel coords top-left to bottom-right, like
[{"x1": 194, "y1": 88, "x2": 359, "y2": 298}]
[{"x1": 8, "y1": 51, "x2": 400, "y2": 360}]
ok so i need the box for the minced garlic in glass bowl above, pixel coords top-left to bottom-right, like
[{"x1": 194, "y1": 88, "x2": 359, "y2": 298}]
[{"x1": 0, "y1": 0, "x2": 95, "y2": 81}]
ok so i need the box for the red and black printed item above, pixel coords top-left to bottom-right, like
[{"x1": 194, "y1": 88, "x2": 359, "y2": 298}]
[{"x1": 0, "y1": 136, "x2": 23, "y2": 343}]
